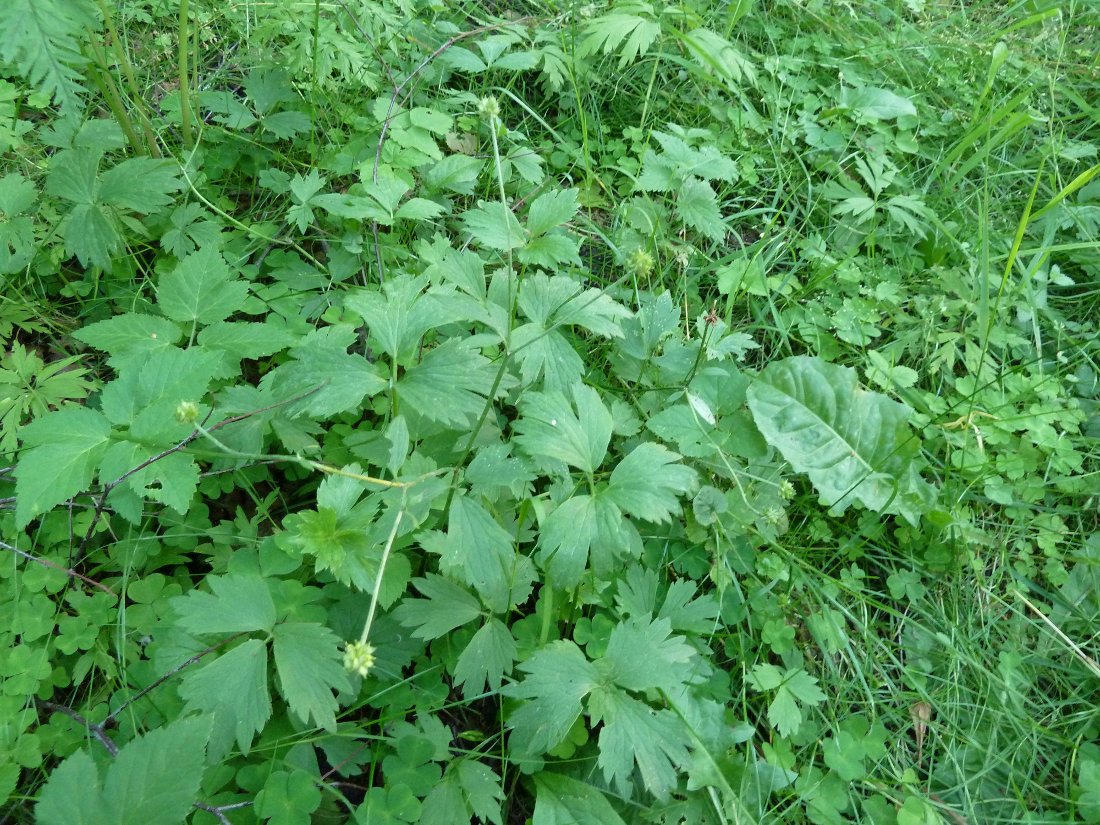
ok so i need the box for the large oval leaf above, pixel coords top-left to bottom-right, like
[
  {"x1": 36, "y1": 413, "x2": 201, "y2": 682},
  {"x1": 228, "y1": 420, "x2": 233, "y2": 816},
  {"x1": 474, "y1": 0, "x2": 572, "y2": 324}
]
[{"x1": 746, "y1": 356, "x2": 934, "y2": 523}]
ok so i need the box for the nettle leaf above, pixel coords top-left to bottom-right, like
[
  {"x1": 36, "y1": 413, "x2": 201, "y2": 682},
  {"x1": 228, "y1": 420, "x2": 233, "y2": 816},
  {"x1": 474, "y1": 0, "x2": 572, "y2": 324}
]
[
  {"x1": 37, "y1": 716, "x2": 212, "y2": 825},
  {"x1": 273, "y1": 622, "x2": 353, "y2": 731},
  {"x1": 607, "y1": 442, "x2": 698, "y2": 523},
  {"x1": 172, "y1": 573, "x2": 277, "y2": 636},
  {"x1": 454, "y1": 618, "x2": 516, "y2": 697},
  {"x1": 157, "y1": 246, "x2": 250, "y2": 326},
  {"x1": 747, "y1": 664, "x2": 826, "y2": 738},
  {"x1": 515, "y1": 384, "x2": 613, "y2": 475},
  {"x1": 14, "y1": 406, "x2": 112, "y2": 528},
  {"x1": 505, "y1": 641, "x2": 600, "y2": 755},
  {"x1": 178, "y1": 638, "x2": 271, "y2": 760},
  {"x1": 393, "y1": 574, "x2": 483, "y2": 640},
  {"x1": 462, "y1": 200, "x2": 526, "y2": 252},
  {"x1": 532, "y1": 773, "x2": 628, "y2": 825},
  {"x1": 588, "y1": 688, "x2": 691, "y2": 800},
  {"x1": 746, "y1": 356, "x2": 935, "y2": 524}
]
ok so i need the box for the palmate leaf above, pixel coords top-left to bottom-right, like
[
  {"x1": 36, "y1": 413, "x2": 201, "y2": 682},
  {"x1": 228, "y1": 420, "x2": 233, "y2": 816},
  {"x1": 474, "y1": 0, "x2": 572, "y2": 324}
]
[
  {"x1": 157, "y1": 246, "x2": 250, "y2": 326},
  {"x1": 607, "y1": 441, "x2": 698, "y2": 523},
  {"x1": 531, "y1": 773, "x2": 628, "y2": 825},
  {"x1": 746, "y1": 356, "x2": 935, "y2": 524},
  {"x1": 514, "y1": 384, "x2": 613, "y2": 475},
  {"x1": 504, "y1": 641, "x2": 600, "y2": 755},
  {"x1": 393, "y1": 574, "x2": 483, "y2": 640},
  {"x1": 454, "y1": 618, "x2": 516, "y2": 697},
  {"x1": 588, "y1": 688, "x2": 691, "y2": 800},
  {"x1": 580, "y1": 8, "x2": 662, "y2": 69},
  {"x1": 676, "y1": 177, "x2": 726, "y2": 241},
  {"x1": 172, "y1": 573, "x2": 276, "y2": 636},
  {"x1": 395, "y1": 339, "x2": 499, "y2": 428}
]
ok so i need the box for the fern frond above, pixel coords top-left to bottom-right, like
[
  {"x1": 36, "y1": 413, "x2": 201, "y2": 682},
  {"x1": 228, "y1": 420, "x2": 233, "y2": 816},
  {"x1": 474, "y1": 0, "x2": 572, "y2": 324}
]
[{"x1": 0, "y1": 0, "x2": 99, "y2": 113}]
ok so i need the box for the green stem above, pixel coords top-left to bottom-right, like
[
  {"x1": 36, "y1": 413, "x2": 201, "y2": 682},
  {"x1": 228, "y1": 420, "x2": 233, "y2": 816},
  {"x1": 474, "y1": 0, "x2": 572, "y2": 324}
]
[{"x1": 178, "y1": 0, "x2": 194, "y2": 149}]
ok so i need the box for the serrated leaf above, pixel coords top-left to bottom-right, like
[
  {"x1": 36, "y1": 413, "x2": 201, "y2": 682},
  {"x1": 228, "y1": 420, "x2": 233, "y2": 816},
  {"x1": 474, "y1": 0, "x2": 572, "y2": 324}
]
[
  {"x1": 73, "y1": 314, "x2": 183, "y2": 360},
  {"x1": 454, "y1": 618, "x2": 516, "y2": 697},
  {"x1": 600, "y1": 617, "x2": 696, "y2": 694},
  {"x1": 172, "y1": 573, "x2": 276, "y2": 635},
  {"x1": 179, "y1": 639, "x2": 271, "y2": 759},
  {"x1": 515, "y1": 384, "x2": 613, "y2": 475},
  {"x1": 393, "y1": 574, "x2": 483, "y2": 640},
  {"x1": 747, "y1": 664, "x2": 826, "y2": 738},
  {"x1": 580, "y1": 12, "x2": 661, "y2": 69},
  {"x1": 395, "y1": 339, "x2": 498, "y2": 428},
  {"x1": 273, "y1": 622, "x2": 353, "y2": 731},
  {"x1": 841, "y1": 85, "x2": 916, "y2": 120},
  {"x1": 607, "y1": 442, "x2": 697, "y2": 523},
  {"x1": 345, "y1": 274, "x2": 470, "y2": 362},
  {"x1": 462, "y1": 200, "x2": 526, "y2": 251},
  {"x1": 442, "y1": 495, "x2": 526, "y2": 611},
  {"x1": 260, "y1": 325, "x2": 387, "y2": 417},
  {"x1": 526, "y1": 188, "x2": 579, "y2": 237},
  {"x1": 14, "y1": 406, "x2": 112, "y2": 528},
  {"x1": 98, "y1": 158, "x2": 180, "y2": 213},
  {"x1": 746, "y1": 356, "x2": 934, "y2": 524},
  {"x1": 532, "y1": 773, "x2": 628, "y2": 825},
  {"x1": 157, "y1": 246, "x2": 250, "y2": 325},
  {"x1": 677, "y1": 176, "x2": 726, "y2": 240},
  {"x1": 505, "y1": 641, "x2": 599, "y2": 755},
  {"x1": 588, "y1": 689, "x2": 691, "y2": 800}
]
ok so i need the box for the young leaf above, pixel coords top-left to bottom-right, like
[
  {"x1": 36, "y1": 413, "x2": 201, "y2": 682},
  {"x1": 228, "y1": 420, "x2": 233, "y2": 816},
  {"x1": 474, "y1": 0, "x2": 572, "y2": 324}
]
[
  {"x1": 676, "y1": 176, "x2": 726, "y2": 241},
  {"x1": 14, "y1": 406, "x2": 112, "y2": 528},
  {"x1": 156, "y1": 246, "x2": 250, "y2": 326},
  {"x1": 607, "y1": 442, "x2": 698, "y2": 523},
  {"x1": 747, "y1": 664, "x2": 826, "y2": 738},
  {"x1": 178, "y1": 639, "x2": 271, "y2": 760},
  {"x1": 172, "y1": 573, "x2": 277, "y2": 636},
  {"x1": 504, "y1": 641, "x2": 600, "y2": 755},
  {"x1": 272, "y1": 622, "x2": 352, "y2": 731}
]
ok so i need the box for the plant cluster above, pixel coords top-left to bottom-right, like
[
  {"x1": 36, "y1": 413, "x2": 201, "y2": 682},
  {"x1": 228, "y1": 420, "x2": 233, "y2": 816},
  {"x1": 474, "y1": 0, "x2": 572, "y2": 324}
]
[{"x1": 1, "y1": 0, "x2": 1099, "y2": 823}]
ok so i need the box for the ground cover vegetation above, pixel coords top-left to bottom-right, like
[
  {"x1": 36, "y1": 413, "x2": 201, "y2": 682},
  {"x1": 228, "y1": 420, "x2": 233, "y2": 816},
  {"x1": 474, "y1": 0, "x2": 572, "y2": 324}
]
[{"x1": 0, "y1": 0, "x2": 1098, "y2": 821}]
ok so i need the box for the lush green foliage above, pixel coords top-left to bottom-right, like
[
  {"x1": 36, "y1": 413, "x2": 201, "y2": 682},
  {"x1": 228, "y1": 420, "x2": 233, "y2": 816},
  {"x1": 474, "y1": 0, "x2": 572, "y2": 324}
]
[{"x1": 2, "y1": 0, "x2": 1099, "y2": 823}]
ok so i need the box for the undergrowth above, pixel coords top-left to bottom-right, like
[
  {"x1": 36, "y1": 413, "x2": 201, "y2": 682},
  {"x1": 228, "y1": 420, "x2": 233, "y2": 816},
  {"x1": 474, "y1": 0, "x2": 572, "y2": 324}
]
[{"x1": 1, "y1": 0, "x2": 1099, "y2": 823}]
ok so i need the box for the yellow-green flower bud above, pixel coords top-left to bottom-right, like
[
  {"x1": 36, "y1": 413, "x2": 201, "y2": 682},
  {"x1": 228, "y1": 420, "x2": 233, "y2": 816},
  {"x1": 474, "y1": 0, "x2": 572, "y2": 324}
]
[
  {"x1": 343, "y1": 640, "x2": 376, "y2": 678},
  {"x1": 627, "y1": 248, "x2": 654, "y2": 277},
  {"x1": 175, "y1": 401, "x2": 200, "y2": 424}
]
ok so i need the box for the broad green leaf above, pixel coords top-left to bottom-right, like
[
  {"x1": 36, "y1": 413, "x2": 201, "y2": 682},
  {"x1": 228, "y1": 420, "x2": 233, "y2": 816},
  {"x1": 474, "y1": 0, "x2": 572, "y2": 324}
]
[
  {"x1": 454, "y1": 618, "x2": 516, "y2": 697},
  {"x1": 525, "y1": 188, "x2": 579, "y2": 237},
  {"x1": 35, "y1": 749, "x2": 101, "y2": 825},
  {"x1": 746, "y1": 356, "x2": 934, "y2": 524},
  {"x1": 454, "y1": 760, "x2": 505, "y2": 825},
  {"x1": 607, "y1": 442, "x2": 698, "y2": 523},
  {"x1": 511, "y1": 323, "x2": 585, "y2": 391},
  {"x1": 462, "y1": 200, "x2": 526, "y2": 251},
  {"x1": 38, "y1": 716, "x2": 212, "y2": 825},
  {"x1": 179, "y1": 638, "x2": 271, "y2": 760},
  {"x1": 272, "y1": 622, "x2": 352, "y2": 731},
  {"x1": 393, "y1": 574, "x2": 483, "y2": 640},
  {"x1": 442, "y1": 495, "x2": 528, "y2": 611},
  {"x1": 101, "y1": 715, "x2": 212, "y2": 824},
  {"x1": 532, "y1": 773, "x2": 628, "y2": 825},
  {"x1": 98, "y1": 157, "x2": 180, "y2": 213},
  {"x1": 197, "y1": 321, "x2": 296, "y2": 377},
  {"x1": 514, "y1": 384, "x2": 613, "y2": 475},
  {"x1": 14, "y1": 406, "x2": 112, "y2": 528},
  {"x1": 260, "y1": 325, "x2": 387, "y2": 417},
  {"x1": 172, "y1": 573, "x2": 277, "y2": 636},
  {"x1": 73, "y1": 313, "x2": 183, "y2": 360},
  {"x1": 677, "y1": 176, "x2": 726, "y2": 240},
  {"x1": 63, "y1": 202, "x2": 118, "y2": 270},
  {"x1": 157, "y1": 246, "x2": 250, "y2": 325},
  {"x1": 505, "y1": 641, "x2": 599, "y2": 755},
  {"x1": 841, "y1": 85, "x2": 916, "y2": 121},
  {"x1": 600, "y1": 617, "x2": 696, "y2": 693},
  {"x1": 395, "y1": 339, "x2": 498, "y2": 428},
  {"x1": 537, "y1": 494, "x2": 601, "y2": 587},
  {"x1": 588, "y1": 688, "x2": 691, "y2": 800},
  {"x1": 345, "y1": 274, "x2": 446, "y2": 362},
  {"x1": 517, "y1": 273, "x2": 629, "y2": 338}
]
